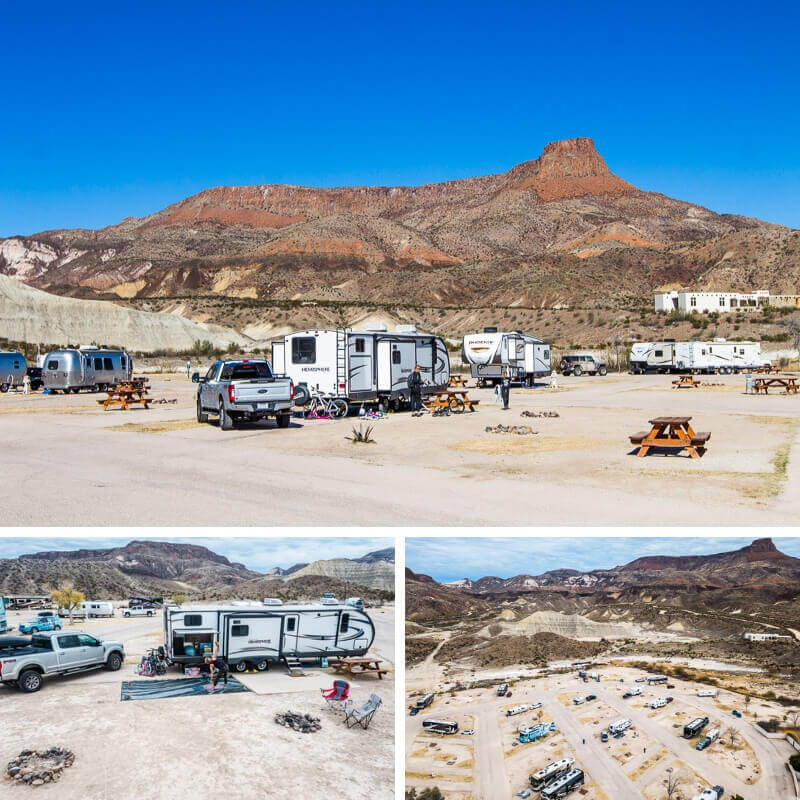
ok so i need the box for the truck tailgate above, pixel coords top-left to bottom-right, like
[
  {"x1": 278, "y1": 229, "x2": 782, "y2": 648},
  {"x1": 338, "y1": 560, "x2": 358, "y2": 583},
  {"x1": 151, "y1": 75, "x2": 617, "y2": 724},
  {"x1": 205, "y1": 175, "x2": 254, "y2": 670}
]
[{"x1": 231, "y1": 380, "x2": 291, "y2": 404}]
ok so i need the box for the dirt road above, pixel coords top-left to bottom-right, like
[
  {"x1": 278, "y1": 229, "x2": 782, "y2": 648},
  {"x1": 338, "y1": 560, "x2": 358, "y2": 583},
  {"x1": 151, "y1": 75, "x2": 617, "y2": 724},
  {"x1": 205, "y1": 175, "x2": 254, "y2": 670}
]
[{"x1": 4, "y1": 373, "x2": 800, "y2": 524}]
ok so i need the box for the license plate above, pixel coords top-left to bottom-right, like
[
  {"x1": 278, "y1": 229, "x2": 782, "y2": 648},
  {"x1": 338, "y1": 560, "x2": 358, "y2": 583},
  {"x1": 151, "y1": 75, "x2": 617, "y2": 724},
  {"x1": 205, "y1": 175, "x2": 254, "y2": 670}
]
[{"x1": 257, "y1": 402, "x2": 273, "y2": 410}]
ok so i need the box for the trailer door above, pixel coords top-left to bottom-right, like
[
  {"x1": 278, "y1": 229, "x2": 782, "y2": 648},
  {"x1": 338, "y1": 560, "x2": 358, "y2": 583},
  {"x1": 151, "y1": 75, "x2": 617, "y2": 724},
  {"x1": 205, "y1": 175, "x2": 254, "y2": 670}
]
[
  {"x1": 524, "y1": 343, "x2": 535, "y2": 373},
  {"x1": 349, "y1": 335, "x2": 373, "y2": 394},
  {"x1": 377, "y1": 341, "x2": 392, "y2": 392},
  {"x1": 282, "y1": 613, "x2": 300, "y2": 654},
  {"x1": 391, "y1": 341, "x2": 416, "y2": 392}
]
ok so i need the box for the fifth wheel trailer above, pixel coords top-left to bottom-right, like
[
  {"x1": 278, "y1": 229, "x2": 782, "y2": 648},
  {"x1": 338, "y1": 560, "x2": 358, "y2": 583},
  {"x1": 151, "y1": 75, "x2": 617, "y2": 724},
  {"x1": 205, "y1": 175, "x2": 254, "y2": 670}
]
[
  {"x1": 630, "y1": 340, "x2": 766, "y2": 374},
  {"x1": 272, "y1": 325, "x2": 450, "y2": 408},
  {"x1": 462, "y1": 328, "x2": 551, "y2": 387},
  {"x1": 162, "y1": 603, "x2": 375, "y2": 671}
]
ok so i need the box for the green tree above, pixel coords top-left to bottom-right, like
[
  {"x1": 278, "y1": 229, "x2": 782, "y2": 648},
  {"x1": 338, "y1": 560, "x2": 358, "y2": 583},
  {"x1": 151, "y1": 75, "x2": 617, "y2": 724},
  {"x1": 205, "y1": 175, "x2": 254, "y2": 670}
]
[
  {"x1": 52, "y1": 584, "x2": 85, "y2": 623},
  {"x1": 172, "y1": 593, "x2": 187, "y2": 606}
]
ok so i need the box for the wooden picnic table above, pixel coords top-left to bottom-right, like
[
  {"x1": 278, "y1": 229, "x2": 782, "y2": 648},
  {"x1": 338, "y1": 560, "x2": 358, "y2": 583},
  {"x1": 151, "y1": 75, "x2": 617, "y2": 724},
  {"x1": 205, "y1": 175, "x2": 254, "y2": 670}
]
[
  {"x1": 424, "y1": 389, "x2": 480, "y2": 413},
  {"x1": 629, "y1": 415, "x2": 710, "y2": 459},
  {"x1": 672, "y1": 374, "x2": 699, "y2": 389},
  {"x1": 331, "y1": 656, "x2": 387, "y2": 679},
  {"x1": 97, "y1": 380, "x2": 151, "y2": 411},
  {"x1": 448, "y1": 374, "x2": 467, "y2": 388},
  {"x1": 751, "y1": 375, "x2": 799, "y2": 395}
]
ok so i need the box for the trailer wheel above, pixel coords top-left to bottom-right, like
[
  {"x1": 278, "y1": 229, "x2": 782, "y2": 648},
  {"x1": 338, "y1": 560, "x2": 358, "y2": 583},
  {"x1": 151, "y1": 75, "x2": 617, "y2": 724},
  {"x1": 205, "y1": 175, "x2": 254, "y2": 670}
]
[
  {"x1": 18, "y1": 669, "x2": 42, "y2": 693},
  {"x1": 218, "y1": 399, "x2": 233, "y2": 431},
  {"x1": 392, "y1": 397, "x2": 402, "y2": 412},
  {"x1": 234, "y1": 661, "x2": 248, "y2": 673},
  {"x1": 71, "y1": 387, "x2": 80, "y2": 394},
  {"x1": 105, "y1": 652, "x2": 122, "y2": 671},
  {"x1": 90, "y1": 384, "x2": 100, "y2": 393},
  {"x1": 0, "y1": 383, "x2": 8, "y2": 393},
  {"x1": 255, "y1": 659, "x2": 268, "y2": 672}
]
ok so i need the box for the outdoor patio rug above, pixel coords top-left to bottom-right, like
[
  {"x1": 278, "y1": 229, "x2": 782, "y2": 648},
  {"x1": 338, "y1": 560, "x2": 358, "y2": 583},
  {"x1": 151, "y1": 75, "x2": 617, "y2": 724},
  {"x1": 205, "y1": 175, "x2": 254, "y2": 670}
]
[{"x1": 120, "y1": 676, "x2": 249, "y2": 701}]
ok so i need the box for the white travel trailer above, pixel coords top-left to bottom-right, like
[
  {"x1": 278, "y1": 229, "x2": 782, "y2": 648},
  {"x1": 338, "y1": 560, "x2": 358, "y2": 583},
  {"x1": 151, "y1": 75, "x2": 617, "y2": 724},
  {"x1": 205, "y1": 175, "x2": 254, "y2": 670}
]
[
  {"x1": 162, "y1": 602, "x2": 375, "y2": 671},
  {"x1": 608, "y1": 718, "x2": 632, "y2": 734},
  {"x1": 462, "y1": 328, "x2": 551, "y2": 387},
  {"x1": 697, "y1": 689, "x2": 719, "y2": 698},
  {"x1": 631, "y1": 339, "x2": 766, "y2": 374},
  {"x1": 629, "y1": 341, "x2": 677, "y2": 373},
  {"x1": 0, "y1": 350, "x2": 26, "y2": 392},
  {"x1": 506, "y1": 705, "x2": 529, "y2": 716},
  {"x1": 272, "y1": 325, "x2": 450, "y2": 409},
  {"x1": 649, "y1": 697, "x2": 669, "y2": 709},
  {"x1": 42, "y1": 347, "x2": 133, "y2": 393},
  {"x1": 82, "y1": 601, "x2": 114, "y2": 618}
]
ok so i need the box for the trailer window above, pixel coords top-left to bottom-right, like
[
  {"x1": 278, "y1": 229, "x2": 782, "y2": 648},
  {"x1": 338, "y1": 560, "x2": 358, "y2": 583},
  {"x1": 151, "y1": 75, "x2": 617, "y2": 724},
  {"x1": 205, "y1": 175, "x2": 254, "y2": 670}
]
[
  {"x1": 654, "y1": 350, "x2": 663, "y2": 357},
  {"x1": 354, "y1": 338, "x2": 365, "y2": 353},
  {"x1": 340, "y1": 613, "x2": 350, "y2": 633},
  {"x1": 47, "y1": 360, "x2": 60, "y2": 370},
  {"x1": 103, "y1": 357, "x2": 113, "y2": 370},
  {"x1": 286, "y1": 617, "x2": 296, "y2": 632},
  {"x1": 231, "y1": 625, "x2": 249, "y2": 637},
  {"x1": 183, "y1": 615, "x2": 202, "y2": 627},
  {"x1": 392, "y1": 349, "x2": 401, "y2": 364},
  {"x1": 292, "y1": 337, "x2": 316, "y2": 364},
  {"x1": 94, "y1": 357, "x2": 103, "y2": 370},
  {"x1": 543, "y1": 350, "x2": 549, "y2": 360}
]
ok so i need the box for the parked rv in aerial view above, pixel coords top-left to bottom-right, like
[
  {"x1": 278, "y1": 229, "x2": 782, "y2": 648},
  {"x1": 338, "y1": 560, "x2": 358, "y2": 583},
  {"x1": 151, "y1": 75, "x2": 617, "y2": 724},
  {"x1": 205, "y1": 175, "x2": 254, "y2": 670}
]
[
  {"x1": 630, "y1": 340, "x2": 766, "y2": 374},
  {"x1": 0, "y1": 350, "x2": 26, "y2": 392},
  {"x1": 683, "y1": 716, "x2": 710, "y2": 738},
  {"x1": 421, "y1": 718, "x2": 459, "y2": 735},
  {"x1": 272, "y1": 325, "x2": 450, "y2": 409},
  {"x1": 462, "y1": 328, "x2": 550, "y2": 387},
  {"x1": 540, "y1": 768, "x2": 585, "y2": 799},
  {"x1": 42, "y1": 347, "x2": 132, "y2": 393},
  {"x1": 530, "y1": 758, "x2": 575, "y2": 791},
  {"x1": 162, "y1": 602, "x2": 375, "y2": 672}
]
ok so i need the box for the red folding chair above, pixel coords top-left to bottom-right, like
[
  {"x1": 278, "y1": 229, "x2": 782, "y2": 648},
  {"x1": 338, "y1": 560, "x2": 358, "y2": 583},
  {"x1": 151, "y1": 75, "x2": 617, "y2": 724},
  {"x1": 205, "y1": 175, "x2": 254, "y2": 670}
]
[{"x1": 321, "y1": 679, "x2": 350, "y2": 712}]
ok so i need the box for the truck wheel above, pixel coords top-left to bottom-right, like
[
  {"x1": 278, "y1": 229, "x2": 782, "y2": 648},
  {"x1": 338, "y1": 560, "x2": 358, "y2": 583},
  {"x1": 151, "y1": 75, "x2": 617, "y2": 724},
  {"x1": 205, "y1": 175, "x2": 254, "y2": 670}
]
[
  {"x1": 598, "y1": 366, "x2": 607, "y2": 376},
  {"x1": 276, "y1": 413, "x2": 291, "y2": 428},
  {"x1": 105, "y1": 652, "x2": 122, "y2": 671},
  {"x1": 218, "y1": 400, "x2": 233, "y2": 431},
  {"x1": 573, "y1": 366, "x2": 582, "y2": 376},
  {"x1": 196, "y1": 396, "x2": 208, "y2": 423},
  {"x1": 255, "y1": 659, "x2": 268, "y2": 672},
  {"x1": 124, "y1": 611, "x2": 130, "y2": 617},
  {"x1": 147, "y1": 611, "x2": 153, "y2": 617},
  {"x1": 18, "y1": 669, "x2": 42, "y2": 693}
]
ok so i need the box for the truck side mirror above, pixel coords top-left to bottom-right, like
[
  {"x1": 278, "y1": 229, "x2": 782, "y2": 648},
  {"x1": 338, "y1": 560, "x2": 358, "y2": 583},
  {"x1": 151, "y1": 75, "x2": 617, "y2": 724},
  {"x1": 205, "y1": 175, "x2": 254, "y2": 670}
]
[{"x1": 191, "y1": 372, "x2": 200, "y2": 383}]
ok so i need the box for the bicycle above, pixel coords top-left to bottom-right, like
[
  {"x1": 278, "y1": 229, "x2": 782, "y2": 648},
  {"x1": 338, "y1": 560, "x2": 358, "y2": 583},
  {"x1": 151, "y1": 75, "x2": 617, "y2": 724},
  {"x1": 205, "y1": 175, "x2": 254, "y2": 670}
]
[{"x1": 306, "y1": 391, "x2": 349, "y2": 419}]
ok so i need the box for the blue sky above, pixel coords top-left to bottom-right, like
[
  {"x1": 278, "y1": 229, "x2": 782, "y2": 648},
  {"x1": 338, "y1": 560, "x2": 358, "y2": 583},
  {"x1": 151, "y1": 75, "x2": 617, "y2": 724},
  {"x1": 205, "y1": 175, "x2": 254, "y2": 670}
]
[
  {"x1": 1, "y1": 1, "x2": 799, "y2": 237},
  {"x1": 407, "y1": 537, "x2": 800, "y2": 582},
  {"x1": 0, "y1": 537, "x2": 392, "y2": 573}
]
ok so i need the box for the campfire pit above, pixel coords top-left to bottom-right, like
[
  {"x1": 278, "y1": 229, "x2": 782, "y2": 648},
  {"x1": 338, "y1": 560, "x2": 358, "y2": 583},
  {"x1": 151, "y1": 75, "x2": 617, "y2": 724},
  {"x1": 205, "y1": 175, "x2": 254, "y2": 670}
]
[
  {"x1": 485, "y1": 424, "x2": 537, "y2": 435},
  {"x1": 274, "y1": 711, "x2": 322, "y2": 733},
  {"x1": 521, "y1": 410, "x2": 559, "y2": 418},
  {"x1": 6, "y1": 748, "x2": 75, "y2": 786}
]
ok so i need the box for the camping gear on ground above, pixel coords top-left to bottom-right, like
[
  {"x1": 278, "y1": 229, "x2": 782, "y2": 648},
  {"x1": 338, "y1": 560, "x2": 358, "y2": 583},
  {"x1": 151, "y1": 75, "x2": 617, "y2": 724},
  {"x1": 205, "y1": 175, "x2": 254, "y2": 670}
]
[
  {"x1": 136, "y1": 648, "x2": 167, "y2": 677},
  {"x1": 185, "y1": 666, "x2": 201, "y2": 677},
  {"x1": 120, "y1": 676, "x2": 248, "y2": 701},
  {"x1": 183, "y1": 644, "x2": 197, "y2": 656},
  {"x1": 321, "y1": 680, "x2": 350, "y2": 712},
  {"x1": 343, "y1": 693, "x2": 382, "y2": 730}
]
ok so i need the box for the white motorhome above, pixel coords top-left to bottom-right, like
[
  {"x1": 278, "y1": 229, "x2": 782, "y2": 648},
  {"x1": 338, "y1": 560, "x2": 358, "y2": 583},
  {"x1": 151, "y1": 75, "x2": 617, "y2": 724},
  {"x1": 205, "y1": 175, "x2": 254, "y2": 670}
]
[
  {"x1": 529, "y1": 758, "x2": 575, "y2": 791},
  {"x1": 697, "y1": 689, "x2": 719, "y2": 698},
  {"x1": 541, "y1": 769, "x2": 585, "y2": 799},
  {"x1": 649, "y1": 697, "x2": 669, "y2": 709},
  {"x1": 506, "y1": 705, "x2": 529, "y2": 716},
  {"x1": 162, "y1": 602, "x2": 375, "y2": 672},
  {"x1": 272, "y1": 325, "x2": 450, "y2": 409},
  {"x1": 0, "y1": 350, "x2": 26, "y2": 392},
  {"x1": 462, "y1": 328, "x2": 551, "y2": 387},
  {"x1": 42, "y1": 347, "x2": 133, "y2": 393}
]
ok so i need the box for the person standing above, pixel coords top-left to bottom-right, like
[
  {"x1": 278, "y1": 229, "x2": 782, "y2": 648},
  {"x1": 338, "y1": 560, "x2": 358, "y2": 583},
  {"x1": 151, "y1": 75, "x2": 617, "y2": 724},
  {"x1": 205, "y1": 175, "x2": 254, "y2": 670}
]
[
  {"x1": 22, "y1": 372, "x2": 31, "y2": 395},
  {"x1": 186, "y1": 359, "x2": 191, "y2": 379},
  {"x1": 500, "y1": 366, "x2": 511, "y2": 410},
  {"x1": 408, "y1": 365, "x2": 423, "y2": 412}
]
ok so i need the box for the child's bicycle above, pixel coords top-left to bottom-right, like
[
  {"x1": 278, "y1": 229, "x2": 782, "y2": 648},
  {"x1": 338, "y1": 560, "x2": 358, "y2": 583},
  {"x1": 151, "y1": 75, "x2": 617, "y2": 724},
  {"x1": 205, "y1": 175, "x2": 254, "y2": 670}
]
[{"x1": 305, "y1": 391, "x2": 349, "y2": 419}]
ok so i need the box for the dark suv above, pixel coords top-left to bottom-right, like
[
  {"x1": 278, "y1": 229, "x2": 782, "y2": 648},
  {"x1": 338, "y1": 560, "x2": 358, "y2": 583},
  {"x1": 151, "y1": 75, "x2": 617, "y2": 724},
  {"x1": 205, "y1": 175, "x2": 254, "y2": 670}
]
[
  {"x1": 560, "y1": 354, "x2": 607, "y2": 377},
  {"x1": 26, "y1": 367, "x2": 44, "y2": 390}
]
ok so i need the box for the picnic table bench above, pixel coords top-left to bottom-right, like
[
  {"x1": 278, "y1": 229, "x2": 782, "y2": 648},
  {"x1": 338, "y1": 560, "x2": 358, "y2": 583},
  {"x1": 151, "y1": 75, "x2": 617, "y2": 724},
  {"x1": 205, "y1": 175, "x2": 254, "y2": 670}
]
[
  {"x1": 672, "y1": 374, "x2": 699, "y2": 389},
  {"x1": 751, "y1": 375, "x2": 799, "y2": 395},
  {"x1": 629, "y1": 416, "x2": 710, "y2": 459},
  {"x1": 331, "y1": 656, "x2": 387, "y2": 679},
  {"x1": 98, "y1": 380, "x2": 151, "y2": 411},
  {"x1": 424, "y1": 389, "x2": 480, "y2": 413},
  {"x1": 448, "y1": 375, "x2": 467, "y2": 388}
]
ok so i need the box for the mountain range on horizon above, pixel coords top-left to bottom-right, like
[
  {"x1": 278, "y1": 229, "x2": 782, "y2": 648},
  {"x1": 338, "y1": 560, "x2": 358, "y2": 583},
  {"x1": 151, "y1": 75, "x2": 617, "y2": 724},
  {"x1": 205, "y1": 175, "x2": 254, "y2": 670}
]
[{"x1": 2, "y1": 137, "x2": 798, "y2": 318}]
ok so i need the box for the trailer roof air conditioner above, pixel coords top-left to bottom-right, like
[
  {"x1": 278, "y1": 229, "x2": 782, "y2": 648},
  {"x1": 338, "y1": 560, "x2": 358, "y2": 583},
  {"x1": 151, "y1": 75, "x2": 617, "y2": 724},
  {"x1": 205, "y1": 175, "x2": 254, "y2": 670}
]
[
  {"x1": 483, "y1": 326, "x2": 498, "y2": 333},
  {"x1": 363, "y1": 323, "x2": 388, "y2": 332}
]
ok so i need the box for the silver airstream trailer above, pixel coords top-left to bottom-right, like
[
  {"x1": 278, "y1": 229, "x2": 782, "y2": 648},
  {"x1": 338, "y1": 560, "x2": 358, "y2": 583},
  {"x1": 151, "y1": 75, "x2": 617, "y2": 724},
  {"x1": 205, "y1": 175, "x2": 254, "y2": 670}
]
[
  {"x1": 42, "y1": 347, "x2": 133, "y2": 393},
  {"x1": 0, "y1": 351, "x2": 26, "y2": 392}
]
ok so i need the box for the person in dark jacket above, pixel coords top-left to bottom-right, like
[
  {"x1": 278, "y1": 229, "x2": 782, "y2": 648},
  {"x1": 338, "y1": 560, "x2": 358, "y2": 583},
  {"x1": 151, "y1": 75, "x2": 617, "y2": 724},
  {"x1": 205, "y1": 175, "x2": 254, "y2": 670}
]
[
  {"x1": 408, "y1": 365, "x2": 423, "y2": 411},
  {"x1": 205, "y1": 654, "x2": 229, "y2": 688},
  {"x1": 500, "y1": 366, "x2": 511, "y2": 410}
]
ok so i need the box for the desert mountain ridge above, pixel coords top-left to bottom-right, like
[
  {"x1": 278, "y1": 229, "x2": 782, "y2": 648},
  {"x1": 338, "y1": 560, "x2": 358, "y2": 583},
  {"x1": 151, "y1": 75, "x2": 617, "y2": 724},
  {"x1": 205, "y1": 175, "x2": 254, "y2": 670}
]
[{"x1": 2, "y1": 138, "x2": 798, "y2": 318}]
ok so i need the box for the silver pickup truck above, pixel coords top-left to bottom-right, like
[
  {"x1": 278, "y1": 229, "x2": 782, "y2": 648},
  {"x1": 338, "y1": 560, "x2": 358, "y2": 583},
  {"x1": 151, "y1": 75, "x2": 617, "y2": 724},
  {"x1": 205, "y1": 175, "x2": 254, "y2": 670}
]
[
  {"x1": 194, "y1": 359, "x2": 294, "y2": 430},
  {"x1": 0, "y1": 631, "x2": 125, "y2": 692}
]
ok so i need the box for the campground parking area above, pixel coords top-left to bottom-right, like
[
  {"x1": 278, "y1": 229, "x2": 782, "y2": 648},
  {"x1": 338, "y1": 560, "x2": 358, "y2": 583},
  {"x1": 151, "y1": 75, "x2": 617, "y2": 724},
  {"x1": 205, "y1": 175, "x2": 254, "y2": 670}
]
[
  {"x1": 2, "y1": 372, "x2": 800, "y2": 524},
  {"x1": 0, "y1": 608, "x2": 394, "y2": 800}
]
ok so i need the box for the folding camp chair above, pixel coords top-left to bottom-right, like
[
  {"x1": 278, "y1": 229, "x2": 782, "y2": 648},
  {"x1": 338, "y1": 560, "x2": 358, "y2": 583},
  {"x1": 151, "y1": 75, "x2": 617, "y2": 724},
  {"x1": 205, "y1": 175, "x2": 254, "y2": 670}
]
[
  {"x1": 343, "y1": 693, "x2": 382, "y2": 730},
  {"x1": 321, "y1": 680, "x2": 350, "y2": 712}
]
